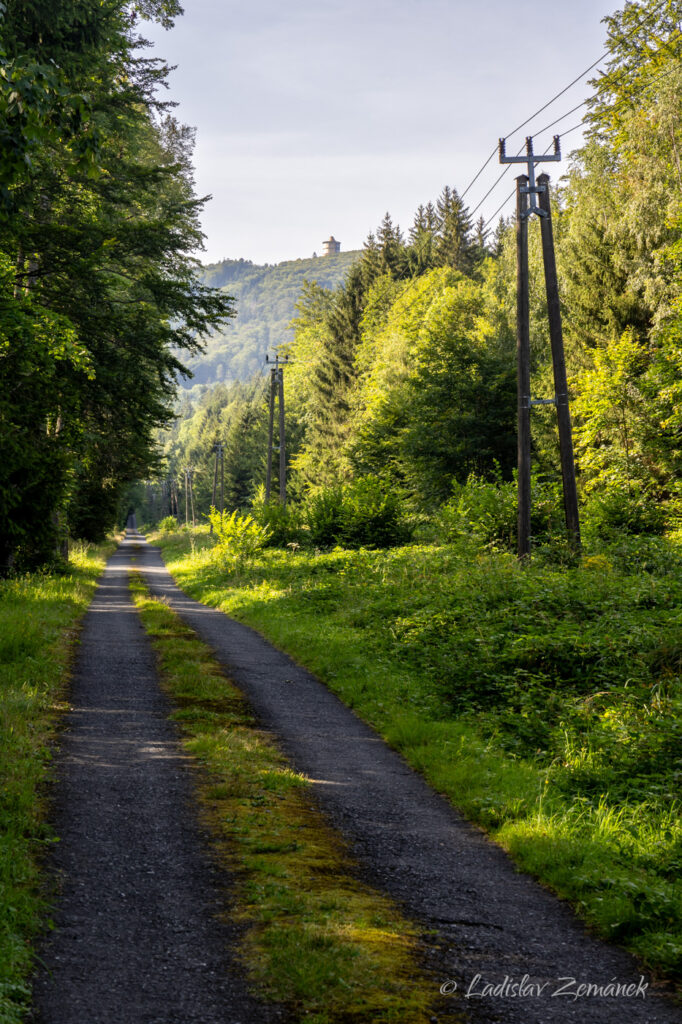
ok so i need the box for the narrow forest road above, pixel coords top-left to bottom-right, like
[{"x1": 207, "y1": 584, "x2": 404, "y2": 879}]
[
  {"x1": 131, "y1": 529, "x2": 681, "y2": 1024},
  {"x1": 31, "y1": 535, "x2": 286, "y2": 1024},
  {"x1": 31, "y1": 529, "x2": 681, "y2": 1024}
]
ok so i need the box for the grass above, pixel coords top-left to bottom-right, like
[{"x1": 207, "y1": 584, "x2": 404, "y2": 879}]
[
  {"x1": 129, "y1": 571, "x2": 444, "y2": 1024},
  {"x1": 151, "y1": 526, "x2": 682, "y2": 985},
  {"x1": 0, "y1": 542, "x2": 114, "y2": 1024}
]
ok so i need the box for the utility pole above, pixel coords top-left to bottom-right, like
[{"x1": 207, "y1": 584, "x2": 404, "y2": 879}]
[
  {"x1": 209, "y1": 442, "x2": 224, "y2": 532},
  {"x1": 264, "y1": 352, "x2": 291, "y2": 505},
  {"x1": 516, "y1": 174, "x2": 531, "y2": 559},
  {"x1": 278, "y1": 367, "x2": 286, "y2": 505},
  {"x1": 210, "y1": 444, "x2": 219, "y2": 533},
  {"x1": 537, "y1": 173, "x2": 581, "y2": 545},
  {"x1": 265, "y1": 367, "x2": 276, "y2": 501},
  {"x1": 220, "y1": 442, "x2": 225, "y2": 516},
  {"x1": 499, "y1": 135, "x2": 581, "y2": 555},
  {"x1": 184, "y1": 466, "x2": 196, "y2": 528}
]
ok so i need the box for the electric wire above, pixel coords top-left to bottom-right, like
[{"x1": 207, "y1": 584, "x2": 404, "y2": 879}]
[
  {"x1": 502, "y1": 0, "x2": 672, "y2": 143},
  {"x1": 472, "y1": 17, "x2": 681, "y2": 224},
  {"x1": 460, "y1": 146, "x2": 498, "y2": 200}
]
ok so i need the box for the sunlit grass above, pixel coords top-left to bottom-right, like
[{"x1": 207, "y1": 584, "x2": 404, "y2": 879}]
[
  {"x1": 0, "y1": 542, "x2": 114, "y2": 1024},
  {"x1": 151, "y1": 528, "x2": 682, "y2": 983},
  {"x1": 130, "y1": 572, "x2": 443, "y2": 1023}
]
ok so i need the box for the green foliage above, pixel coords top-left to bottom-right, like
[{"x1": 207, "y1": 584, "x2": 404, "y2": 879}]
[
  {"x1": 138, "y1": 0, "x2": 682, "y2": 554},
  {"x1": 582, "y1": 483, "x2": 667, "y2": 541},
  {"x1": 340, "y1": 477, "x2": 411, "y2": 548},
  {"x1": 304, "y1": 477, "x2": 410, "y2": 550},
  {"x1": 250, "y1": 488, "x2": 303, "y2": 548},
  {"x1": 207, "y1": 507, "x2": 271, "y2": 569},
  {"x1": 157, "y1": 515, "x2": 179, "y2": 534},
  {"x1": 303, "y1": 487, "x2": 347, "y2": 548},
  {"x1": 0, "y1": 0, "x2": 233, "y2": 567},
  {"x1": 438, "y1": 474, "x2": 517, "y2": 548},
  {"x1": 437, "y1": 472, "x2": 566, "y2": 552}
]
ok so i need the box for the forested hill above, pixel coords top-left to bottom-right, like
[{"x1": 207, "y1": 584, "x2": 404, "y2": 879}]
[{"x1": 182, "y1": 251, "x2": 360, "y2": 397}]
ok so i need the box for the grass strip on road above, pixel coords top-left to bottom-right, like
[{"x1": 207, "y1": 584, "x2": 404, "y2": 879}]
[
  {"x1": 151, "y1": 528, "x2": 682, "y2": 986},
  {"x1": 129, "y1": 572, "x2": 441, "y2": 1024},
  {"x1": 0, "y1": 543, "x2": 114, "y2": 1024}
]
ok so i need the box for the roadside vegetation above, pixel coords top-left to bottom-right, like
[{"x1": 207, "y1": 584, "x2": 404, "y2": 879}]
[
  {"x1": 0, "y1": 543, "x2": 113, "y2": 1024},
  {"x1": 150, "y1": 521, "x2": 682, "y2": 984},
  {"x1": 129, "y1": 572, "x2": 439, "y2": 1024}
]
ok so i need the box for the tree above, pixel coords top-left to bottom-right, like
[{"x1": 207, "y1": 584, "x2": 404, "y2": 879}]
[
  {"x1": 0, "y1": 0, "x2": 234, "y2": 566},
  {"x1": 433, "y1": 186, "x2": 474, "y2": 272}
]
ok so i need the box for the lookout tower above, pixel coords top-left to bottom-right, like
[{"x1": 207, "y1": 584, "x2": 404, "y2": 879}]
[{"x1": 322, "y1": 236, "x2": 341, "y2": 256}]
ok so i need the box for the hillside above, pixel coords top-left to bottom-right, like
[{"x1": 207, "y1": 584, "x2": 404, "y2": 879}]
[{"x1": 182, "y1": 250, "x2": 360, "y2": 398}]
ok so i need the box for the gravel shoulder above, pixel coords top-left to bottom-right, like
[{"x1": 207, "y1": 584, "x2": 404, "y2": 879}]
[
  {"x1": 135, "y1": 531, "x2": 681, "y2": 1024},
  {"x1": 30, "y1": 535, "x2": 286, "y2": 1024}
]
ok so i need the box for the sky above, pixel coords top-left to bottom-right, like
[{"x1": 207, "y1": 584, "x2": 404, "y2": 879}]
[{"x1": 141, "y1": 0, "x2": 617, "y2": 266}]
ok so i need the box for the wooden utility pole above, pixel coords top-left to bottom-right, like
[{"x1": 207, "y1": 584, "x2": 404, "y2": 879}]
[
  {"x1": 499, "y1": 135, "x2": 581, "y2": 556},
  {"x1": 220, "y1": 442, "x2": 225, "y2": 515},
  {"x1": 516, "y1": 175, "x2": 531, "y2": 559},
  {"x1": 537, "y1": 173, "x2": 581, "y2": 548},
  {"x1": 209, "y1": 442, "x2": 224, "y2": 532},
  {"x1": 264, "y1": 353, "x2": 291, "y2": 504},
  {"x1": 277, "y1": 367, "x2": 286, "y2": 505},
  {"x1": 265, "y1": 368, "x2": 276, "y2": 501},
  {"x1": 210, "y1": 445, "x2": 219, "y2": 533},
  {"x1": 184, "y1": 467, "x2": 196, "y2": 528}
]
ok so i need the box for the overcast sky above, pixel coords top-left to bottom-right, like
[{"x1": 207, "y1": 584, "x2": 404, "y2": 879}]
[{"x1": 142, "y1": 0, "x2": 617, "y2": 265}]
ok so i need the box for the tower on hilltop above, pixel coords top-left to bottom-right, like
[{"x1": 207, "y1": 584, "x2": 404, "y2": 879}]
[{"x1": 322, "y1": 236, "x2": 341, "y2": 256}]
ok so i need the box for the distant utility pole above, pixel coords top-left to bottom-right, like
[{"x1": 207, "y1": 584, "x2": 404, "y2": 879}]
[
  {"x1": 209, "y1": 442, "x2": 225, "y2": 532},
  {"x1": 265, "y1": 352, "x2": 290, "y2": 505},
  {"x1": 499, "y1": 135, "x2": 580, "y2": 557},
  {"x1": 184, "y1": 466, "x2": 196, "y2": 528}
]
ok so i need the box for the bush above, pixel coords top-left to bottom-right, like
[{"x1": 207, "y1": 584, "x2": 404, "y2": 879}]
[
  {"x1": 582, "y1": 484, "x2": 666, "y2": 541},
  {"x1": 304, "y1": 487, "x2": 346, "y2": 548},
  {"x1": 157, "y1": 515, "x2": 179, "y2": 534},
  {"x1": 438, "y1": 473, "x2": 564, "y2": 551},
  {"x1": 304, "y1": 477, "x2": 410, "y2": 549},
  {"x1": 251, "y1": 487, "x2": 304, "y2": 547},
  {"x1": 207, "y1": 508, "x2": 271, "y2": 569},
  {"x1": 341, "y1": 477, "x2": 411, "y2": 548}
]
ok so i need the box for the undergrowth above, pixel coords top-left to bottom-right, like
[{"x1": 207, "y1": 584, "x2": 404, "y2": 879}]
[
  {"x1": 129, "y1": 571, "x2": 441, "y2": 1024},
  {"x1": 151, "y1": 527, "x2": 682, "y2": 983},
  {"x1": 0, "y1": 542, "x2": 113, "y2": 1024}
]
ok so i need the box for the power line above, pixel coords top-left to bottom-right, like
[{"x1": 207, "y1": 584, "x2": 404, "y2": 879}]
[
  {"x1": 460, "y1": 146, "x2": 498, "y2": 201},
  {"x1": 482, "y1": 186, "x2": 517, "y2": 231},
  {"x1": 503, "y1": 0, "x2": 672, "y2": 143},
  {"x1": 463, "y1": 0, "x2": 675, "y2": 217}
]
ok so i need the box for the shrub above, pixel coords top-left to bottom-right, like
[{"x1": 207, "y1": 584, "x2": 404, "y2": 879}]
[
  {"x1": 438, "y1": 473, "x2": 564, "y2": 551},
  {"x1": 582, "y1": 484, "x2": 666, "y2": 541},
  {"x1": 157, "y1": 515, "x2": 179, "y2": 534},
  {"x1": 438, "y1": 474, "x2": 516, "y2": 548},
  {"x1": 251, "y1": 487, "x2": 304, "y2": 547},
  {"x1": 304, "y1": 478, "x2": 410, "y2": 550},
  {"x1": 341, "y1": 477, "x2": 411, "y2": 548},
  {"x1": 207, "y1": 508, "x2": 271, "y2": 569},
  {"x1": 304, "y1": 487, "x2": 346, "y2": 548}
]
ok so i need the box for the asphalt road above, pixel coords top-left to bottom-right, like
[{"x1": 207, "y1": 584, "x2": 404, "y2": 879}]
[{"x1": 30, "y1": 536, "x2": 286, "y2": 1024}]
